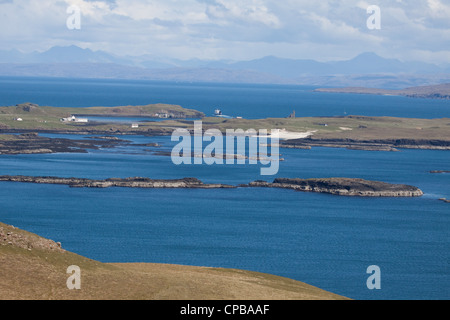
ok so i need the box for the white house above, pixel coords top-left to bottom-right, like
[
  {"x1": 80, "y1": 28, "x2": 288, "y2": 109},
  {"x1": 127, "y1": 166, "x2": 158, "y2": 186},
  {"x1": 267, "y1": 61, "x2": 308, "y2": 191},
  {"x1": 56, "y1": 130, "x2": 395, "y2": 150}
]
[
  {"x1": 155, "y1": 113, "x2": 170, "y2": 119},
  {"x1": 131, "y1": 123, "x2": 139, "y2": 128},
  {"x1": 60, "y1": 115, "x2": 88, "y2": 123}
]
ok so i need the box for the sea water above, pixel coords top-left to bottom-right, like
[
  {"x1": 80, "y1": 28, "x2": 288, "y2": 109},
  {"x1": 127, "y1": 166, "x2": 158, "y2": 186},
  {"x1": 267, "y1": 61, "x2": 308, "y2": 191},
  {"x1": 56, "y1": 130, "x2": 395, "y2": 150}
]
[
  {"x1": 1, "y1": 76, "x2": 450, "y2": 119},
  {"x1": 0, "y1": 77, "x2": 449, "y2": 300}
]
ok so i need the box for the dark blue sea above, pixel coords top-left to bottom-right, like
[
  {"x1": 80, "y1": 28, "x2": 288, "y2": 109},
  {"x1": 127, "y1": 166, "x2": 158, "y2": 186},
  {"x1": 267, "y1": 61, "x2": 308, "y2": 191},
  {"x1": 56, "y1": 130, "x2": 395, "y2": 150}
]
[{"x1": 0, "y1": 76, "x2": 449, "y2": 300}]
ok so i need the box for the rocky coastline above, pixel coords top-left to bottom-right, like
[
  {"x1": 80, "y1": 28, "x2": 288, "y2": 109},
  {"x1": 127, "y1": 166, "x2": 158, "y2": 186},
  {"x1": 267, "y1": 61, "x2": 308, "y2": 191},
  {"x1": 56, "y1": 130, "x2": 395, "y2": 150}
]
[
  {"x1": 244, "y1": 178, "x2": 424, "y2": 197},
  {"x1": 0, "y1": 175, "x2": 236, "y2": 189},
  {"x1": 0, "y1": 175, "x2": 424, "y2": 197},
  {"x1": 3, "y1": 130, "x2": 449, "y2": 155},
  {"x1": 0, "y1": 127, "x2": 176, "y2": 137},
  {"x1": 0, "y1": 133, "x2": 128, "y2": 155},
  {"x1": 280, "y1": 137, "x2": 450, "y2": 151}
]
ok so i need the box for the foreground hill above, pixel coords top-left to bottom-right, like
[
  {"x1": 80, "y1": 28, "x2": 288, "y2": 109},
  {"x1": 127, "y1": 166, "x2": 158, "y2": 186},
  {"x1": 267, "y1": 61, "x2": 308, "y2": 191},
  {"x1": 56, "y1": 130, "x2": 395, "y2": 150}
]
[{"x1": 0, "y1": 222, "x2": 348, "y2": 300}]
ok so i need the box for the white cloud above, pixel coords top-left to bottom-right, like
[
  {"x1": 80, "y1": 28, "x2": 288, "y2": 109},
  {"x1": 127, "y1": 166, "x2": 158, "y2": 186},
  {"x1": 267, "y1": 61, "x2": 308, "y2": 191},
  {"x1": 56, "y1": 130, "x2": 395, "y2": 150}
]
[
  {"x1": 427, "y1": 0, "x2": 450, "y2": 19},
  {"x1": 63, "y1": 0, "x2": 112, "y2": 17},
  {"x1": 110, "y1": 0, "x2": 207, "y2": 22},
  {"x1": 206, "y1": 0, "x2": 281, "y2": 28},
  {"x1": 0, "y1": 0, "x2": 448, "y2": 63}
]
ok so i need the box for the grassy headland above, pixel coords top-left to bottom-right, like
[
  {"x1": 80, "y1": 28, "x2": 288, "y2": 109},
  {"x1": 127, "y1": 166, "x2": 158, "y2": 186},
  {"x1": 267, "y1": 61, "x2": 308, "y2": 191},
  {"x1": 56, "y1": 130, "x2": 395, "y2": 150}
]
[
  {"x1": 0, "y1": 222, "x2": 348, "y2": 300},
  {"x1": 0, "y1": 103, "x2": 203, "y2": 132}
]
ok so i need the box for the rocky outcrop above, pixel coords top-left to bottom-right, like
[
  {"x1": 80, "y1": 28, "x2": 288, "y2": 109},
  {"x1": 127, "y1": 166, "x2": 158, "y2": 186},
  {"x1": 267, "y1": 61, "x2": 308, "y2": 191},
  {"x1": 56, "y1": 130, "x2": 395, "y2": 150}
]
[
  {"x1": 0, "y1": 175, "x2": 423, "y2": 197},
  {"x1": 6, "y1": 148, "x2": 55, "y2": 155},
  {"x1": 0, "y1": 133, "x2": 128, "y2": 155},
  {"x1": 0, "y1": 176, "x2": 236, "y2": 189},
  {"x1": 85, "y1": 136, "x2": 129, "y2": 141},
  {"x1": 18, "y1": 103, "x2": 40, "y2": 113},
  {"x1": 0, "y1": 222, "x2": 64, "y2": 252},
  {"x1": 280, "y1": 137, "x2": 450, "y2": 151},
  {"x1": 246, "y1": 178, "x2": 424, "y2": 197}
]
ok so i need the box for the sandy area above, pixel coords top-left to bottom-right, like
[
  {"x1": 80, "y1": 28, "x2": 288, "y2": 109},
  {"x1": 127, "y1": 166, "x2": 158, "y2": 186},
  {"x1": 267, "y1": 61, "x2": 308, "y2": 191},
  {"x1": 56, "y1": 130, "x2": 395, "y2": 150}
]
[{"x1": 269, "y1": 129, "x2": 316, "y2": 140}]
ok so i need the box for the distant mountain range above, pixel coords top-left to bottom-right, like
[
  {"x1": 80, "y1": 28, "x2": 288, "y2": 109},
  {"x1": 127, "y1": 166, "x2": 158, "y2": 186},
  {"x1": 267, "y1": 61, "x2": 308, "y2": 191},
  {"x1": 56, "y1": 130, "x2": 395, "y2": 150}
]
[{"x1": 1, "y1": 46, "x2": 449, "y2": 88}]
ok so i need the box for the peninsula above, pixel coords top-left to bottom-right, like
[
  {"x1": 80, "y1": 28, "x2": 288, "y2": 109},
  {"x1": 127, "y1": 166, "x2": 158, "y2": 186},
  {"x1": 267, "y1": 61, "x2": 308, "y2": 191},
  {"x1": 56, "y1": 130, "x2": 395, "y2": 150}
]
[
  {"x1": 314, "y1": 83, "x2": 450, "y2": 100},
  {"x1": 0, "y1": 102, "x2": 204, "y2": 119}
]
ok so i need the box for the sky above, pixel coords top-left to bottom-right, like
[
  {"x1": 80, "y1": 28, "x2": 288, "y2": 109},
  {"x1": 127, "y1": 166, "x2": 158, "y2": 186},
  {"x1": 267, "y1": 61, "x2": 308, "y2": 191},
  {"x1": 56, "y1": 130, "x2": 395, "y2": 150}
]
[{"x1": 0, "y1": 0, "x2": 449, "y2": 64}]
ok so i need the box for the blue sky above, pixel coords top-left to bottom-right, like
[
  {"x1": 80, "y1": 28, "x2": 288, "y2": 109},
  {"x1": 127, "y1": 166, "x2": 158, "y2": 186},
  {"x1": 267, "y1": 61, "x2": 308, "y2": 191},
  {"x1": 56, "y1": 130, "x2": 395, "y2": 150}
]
[{"x1": 1, "y1": 0, "x2": 449, "y2": 63}]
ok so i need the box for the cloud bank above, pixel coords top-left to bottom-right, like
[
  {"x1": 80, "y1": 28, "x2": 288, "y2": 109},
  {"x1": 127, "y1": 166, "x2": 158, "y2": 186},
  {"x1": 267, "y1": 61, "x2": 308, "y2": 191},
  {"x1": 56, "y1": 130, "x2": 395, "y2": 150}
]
[{"x1": 0, "y1": 0, "x2": 449, "y2": 63}]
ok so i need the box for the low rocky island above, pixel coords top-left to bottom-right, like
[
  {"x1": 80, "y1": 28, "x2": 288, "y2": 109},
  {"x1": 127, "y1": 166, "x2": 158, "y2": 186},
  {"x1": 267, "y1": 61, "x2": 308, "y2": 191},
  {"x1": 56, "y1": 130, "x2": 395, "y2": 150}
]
[
  {"x1": 0, "y1": 175, "x2": 423, "y2": 197},
  {"x1": 0, "y1": 175, "x2": 236, "y2": 189},
  {"x1": 245, "y1": 178, "x2": 424, "y2": 197}
]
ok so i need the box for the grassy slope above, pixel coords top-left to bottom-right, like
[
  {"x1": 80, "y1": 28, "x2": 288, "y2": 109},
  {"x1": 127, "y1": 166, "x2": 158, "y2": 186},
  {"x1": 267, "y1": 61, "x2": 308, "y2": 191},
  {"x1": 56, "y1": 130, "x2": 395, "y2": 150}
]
[
  {"x1": 0, "y1": 222, "x2": 348, "y2": 300},
  {"x1": 0, "y1": 103, "x2": 203, "y2": 117},
  {"x1": 0, "y1": 103, "x2": 203, "y2": 131}
]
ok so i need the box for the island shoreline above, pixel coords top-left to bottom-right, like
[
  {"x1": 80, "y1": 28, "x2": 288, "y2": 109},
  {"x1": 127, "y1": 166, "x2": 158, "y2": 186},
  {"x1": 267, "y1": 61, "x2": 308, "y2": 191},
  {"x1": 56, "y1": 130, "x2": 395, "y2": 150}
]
[
  {"x1": 0, "y1": 175, "x2": 424, "y2": 197},
  {"x1": 1, "y1": 103, "x2": 450, "y2": 153}
]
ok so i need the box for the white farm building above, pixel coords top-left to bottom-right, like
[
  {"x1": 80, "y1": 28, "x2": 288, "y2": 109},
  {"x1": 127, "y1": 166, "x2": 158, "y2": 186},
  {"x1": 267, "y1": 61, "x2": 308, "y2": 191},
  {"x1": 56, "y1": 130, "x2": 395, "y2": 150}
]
[{"x1": 60, "y1": 115, "x2": 89, "y2": 123}]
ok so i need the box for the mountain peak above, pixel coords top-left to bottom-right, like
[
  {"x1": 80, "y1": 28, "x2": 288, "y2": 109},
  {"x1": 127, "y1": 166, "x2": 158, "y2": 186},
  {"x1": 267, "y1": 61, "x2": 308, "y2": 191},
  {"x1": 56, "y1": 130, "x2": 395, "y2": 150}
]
[
  {"x1": 35, "y1": 45, "x2": 123, "y2": 64},
  {"x1": 351, "y1": 52, "x2": 386, "y2": 61},
  {"x1": 43, "y1": 45, "x2": 92, "y2": 54}
]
